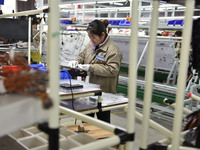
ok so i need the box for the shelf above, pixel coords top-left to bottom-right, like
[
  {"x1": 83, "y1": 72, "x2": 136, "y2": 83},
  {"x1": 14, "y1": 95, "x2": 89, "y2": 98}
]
[
  {"x1": 0, "y1": 94, "x2": 47, "y2": 137},
  {"x1": 61, "y1": 23, "x2": 183, "y2": 30}
]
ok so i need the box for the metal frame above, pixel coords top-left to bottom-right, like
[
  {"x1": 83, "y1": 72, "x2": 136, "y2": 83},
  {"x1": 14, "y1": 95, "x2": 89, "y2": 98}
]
[{"x1": 1, "y1": 0, "x2": 198, "y2": 149}]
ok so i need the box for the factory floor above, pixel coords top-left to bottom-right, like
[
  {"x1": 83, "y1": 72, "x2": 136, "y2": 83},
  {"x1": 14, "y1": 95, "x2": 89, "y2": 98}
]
[{"x1": 60, "y1": 99, "x2": 174, "y2": 150}]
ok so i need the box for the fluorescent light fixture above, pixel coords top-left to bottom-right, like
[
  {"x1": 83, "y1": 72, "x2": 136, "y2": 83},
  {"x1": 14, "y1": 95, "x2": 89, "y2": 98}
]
[
  {"x1": 113, "y1": 2, "x2": 123, "y2": 6},
  {"x1": 97, "y1": 0, "x2": 126, "y2": 4},
  {"x1": 73, "y1": 2, "x2": 96, "y2": 5},
  {"x1": 177, "y1": 6, "x2": 186, "y2": 9},
  {"x1": 98, "y1": 1, "x2": 111, "y2": 4}
]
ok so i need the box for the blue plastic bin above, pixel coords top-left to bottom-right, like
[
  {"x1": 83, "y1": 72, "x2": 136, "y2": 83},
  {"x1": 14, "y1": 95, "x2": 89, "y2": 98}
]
[
  {"x1": 112, "y1": 20, "x2": 120, "y2": 25},
  {"x1": 174, "y1": 20, "x2": 184, "y2": 26},
  {"x1": 167, "y1": 20, "x2": 176, "y2": 26},
  {"x1": 29, "y1": 64, "x2": 44, "y2": 70},
  {"x1": 119, "y1": 20, "x2": 126, "y2": 26},
  {"x1": 109, "y1": 20, "x2": 113, "y2": 25}
]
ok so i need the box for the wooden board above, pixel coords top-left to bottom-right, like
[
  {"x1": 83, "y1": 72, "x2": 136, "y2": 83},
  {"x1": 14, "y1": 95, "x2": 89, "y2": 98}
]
[{"x1": 67, "y1": 124, "x2": 115, "y2": 139}]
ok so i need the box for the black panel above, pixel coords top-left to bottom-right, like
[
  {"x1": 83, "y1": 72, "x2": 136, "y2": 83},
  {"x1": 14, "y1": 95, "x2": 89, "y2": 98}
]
[
  {"x1": 17, "y1": 0, "x2": 35, "y2": 12},
  {"x1": 0, "y1": 18, "x2": 32, "y2": 43}
]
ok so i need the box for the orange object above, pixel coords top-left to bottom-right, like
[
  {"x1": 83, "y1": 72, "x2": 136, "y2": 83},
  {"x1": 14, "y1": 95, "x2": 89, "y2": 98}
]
[
  {"x1": 126, "y1": 17, "x2": 131, "y2": 22},
  {"x1": 2, "y1": 65, "x2": 23, "y2": 73},
  {"x1": 72, "y1": 17, "x2": 76, "y2": 21},
  {"x1": 161, "y1": 31, "x2": 169, "y2": 36}
]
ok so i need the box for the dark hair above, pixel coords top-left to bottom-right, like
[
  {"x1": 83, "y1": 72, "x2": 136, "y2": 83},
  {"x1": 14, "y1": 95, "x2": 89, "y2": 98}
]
[
  {"x1": 86, "y1": 19, "x2": 108, "y2": 37},
  {"x1": 174, "y1": 31, "x2": 182, "y2": 37},
  {"x1": 32, "y1": 17, "x2": 40, "y2": 25}
]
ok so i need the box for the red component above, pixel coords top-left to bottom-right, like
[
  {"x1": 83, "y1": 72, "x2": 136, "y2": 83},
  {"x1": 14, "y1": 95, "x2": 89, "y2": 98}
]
[
  {"x1": 2, "y1": 65, "x2": 23, "y2": 73},
  {"x1": 161, "y1": 31, "x2": 169, "y2": 36},
  {"x1": 188, "y1": 92, "x2": 192, "y2": 98},
  {"x1": 78, "y1": 5, "x2": 81, "y2": 8}
]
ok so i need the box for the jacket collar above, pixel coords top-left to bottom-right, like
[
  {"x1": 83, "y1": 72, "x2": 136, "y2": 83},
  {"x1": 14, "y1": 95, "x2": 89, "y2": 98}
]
[{"x1": 91, "y1": 35, "x2": 109, "y2": 51}]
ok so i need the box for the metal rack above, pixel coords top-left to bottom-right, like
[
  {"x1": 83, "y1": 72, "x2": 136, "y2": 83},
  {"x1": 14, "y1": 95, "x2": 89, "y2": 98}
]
[
  {"x1": 57, "y1": 0, "x2": 200, "y2": 27},
  {"x1": 1, "y1": 0, "x2": 199, "y2": 150}
]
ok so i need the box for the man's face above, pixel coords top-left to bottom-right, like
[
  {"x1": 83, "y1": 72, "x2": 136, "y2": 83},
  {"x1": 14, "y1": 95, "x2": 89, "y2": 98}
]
[{"x1": 87, "y1": 31, "x2": 105, "y2": 46}]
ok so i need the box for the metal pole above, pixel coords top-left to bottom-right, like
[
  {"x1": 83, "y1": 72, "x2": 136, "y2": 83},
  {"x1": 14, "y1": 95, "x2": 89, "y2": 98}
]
[
  {"x1": 70, "y1": 136, "x2": 120, "y2": 150},
  {"x1": 125, "y1": 0, "x2": 139, "y2": 149},
  {"x1": 188, "y1": 93, "x2": 200, "y2": 102},
  {"x1": 0, "y1": 9, "x2": 46, "y2": 18},
  {"x1": 60, "y1": 106, "x2": 117, "y2": 133},
  {"x1": 140, "y1": 0, "x2": 160, "y2": 149},
  {"x1": 135, "y1": 111, "x2": 172, "y2": 139},
  {"x1": 171, "y1": 0, "x2": 195, "y2": 150},
  {"x1": 48, "y1": 0, "x2": 60, "y2": 149},
  {"x1": 39, "y1": 0, "x2": 44, "y2": 56},
  {"x1": 137, "y1": 40, "x2": 149, "y2": 70},
  {"x1": 59, "y1": 104, "x2": 127, "y2": 118},
  {"x1": 28, "y1": 17, "x2": 31, "y2": 65}
]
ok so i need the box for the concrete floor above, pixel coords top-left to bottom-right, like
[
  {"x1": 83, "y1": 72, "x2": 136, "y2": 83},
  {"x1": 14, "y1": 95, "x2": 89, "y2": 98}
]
[{"x1": 60, "y1": 102, "x2": 174, "y2": 150}]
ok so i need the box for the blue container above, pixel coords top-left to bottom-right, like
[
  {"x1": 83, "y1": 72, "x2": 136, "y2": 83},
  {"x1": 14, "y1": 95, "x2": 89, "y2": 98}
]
[
  {"x1": 167, "y1": 20, "x2": 176, "y2": 26},
  {"x1": 119, "y1": 20, "x2": 130, "y2": 26},
  {"x1": 112, "y1": 20, "x2": 120, "y2": 25},
  {"x1": 124, "y1": 21, "x2": 131, "y2": 26},
  {"x1": 39, "y1": 67, "x2": 47, "y2": 72},
  {"x1": 109, "y1": 20, "x2": 113, "y2": 25},
  {"x1": 34, "y1": 67, "x2": 72, "y2": 79},
  {"x1": 29, "y1": 64, "x2": 44, "y2": 70},
  {"x1": 119, "y1": 20, "x2": 126, "y2": 26},
  {"x1": 174, "y1": 20, "x2": 184, "y2": 26}
]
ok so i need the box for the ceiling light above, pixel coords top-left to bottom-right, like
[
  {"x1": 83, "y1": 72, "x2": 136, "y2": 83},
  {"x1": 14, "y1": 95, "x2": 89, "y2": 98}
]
[
  {"x1": 113, "y1": 2, "x2": 123, "y2": 6},
  {"x1": 97, "y1": 0, "x2": 126, "y2": 4},
  {"x1": 73, "y1": 2, "x2": 96, "y2": 5}
]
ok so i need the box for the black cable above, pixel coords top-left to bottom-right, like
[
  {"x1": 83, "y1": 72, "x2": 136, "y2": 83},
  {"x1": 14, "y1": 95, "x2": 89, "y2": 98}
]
[
  {"x1": 74, "y1": 118, "x2": 77, "y2": 125},
  {"x1": 66, "y1": 70, "x2": 80, "y2": 125},
  {"x1": 68, "y1": 76, "x2": 75, "y2": 111},
  {"x1": 68, "y1": 76, "x2": 78, "y2": 125}
]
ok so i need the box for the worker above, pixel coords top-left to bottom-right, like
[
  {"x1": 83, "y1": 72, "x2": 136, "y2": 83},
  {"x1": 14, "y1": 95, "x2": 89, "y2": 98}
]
[
  {"x1": 32, "y1": 17, "x2": 43, "y2": 49},
  {"x1": 174, "y1": 30, "x2": 182, "y2": 58},
  {"x1": 30, "y1": 16, "x2": 46, "y2": 64},
  {"x1": 67, "y1": 19, "x2": 122, "y2": 123}
]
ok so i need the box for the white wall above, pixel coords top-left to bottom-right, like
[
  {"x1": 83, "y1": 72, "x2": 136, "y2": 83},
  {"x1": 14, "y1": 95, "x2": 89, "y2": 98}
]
[{"x1": 1, "y1": 0, "x2": 16, "y2": 14}]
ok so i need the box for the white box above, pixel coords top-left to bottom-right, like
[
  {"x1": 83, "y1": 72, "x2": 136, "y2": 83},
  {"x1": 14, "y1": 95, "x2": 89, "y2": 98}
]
[
  {"x1": 18, "y1": 136, "x2": 46, "y2": 150},
  {"x1": 25, "y1": 126, "x2": 42, "y2": 135},
  {"x1": 60, "y1": 138, "x2": 82, "y2": 149},
  {"x1": 8, "y1": 129, "x2": 33, "y2": 140},
  {"x1": 36, "y1": 132, "x2": 66, "y2": 143},
  {"x1": 69, "y1": 133, "x2": 96, "y2": 145}
]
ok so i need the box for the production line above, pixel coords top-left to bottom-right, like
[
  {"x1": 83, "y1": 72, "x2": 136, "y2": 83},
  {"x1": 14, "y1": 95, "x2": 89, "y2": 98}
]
[{"x1": 1, "y1": 0, "x2": 200, "y2": 150}]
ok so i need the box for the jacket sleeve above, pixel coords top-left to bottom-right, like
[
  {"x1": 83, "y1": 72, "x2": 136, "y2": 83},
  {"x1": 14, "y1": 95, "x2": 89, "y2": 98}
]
[
  {"x1": 75, "y1": 44, "x2": 89, "y2": 64},
  {"x1": 89, "y1": 49, "x2": 122, "y2": 77}
]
